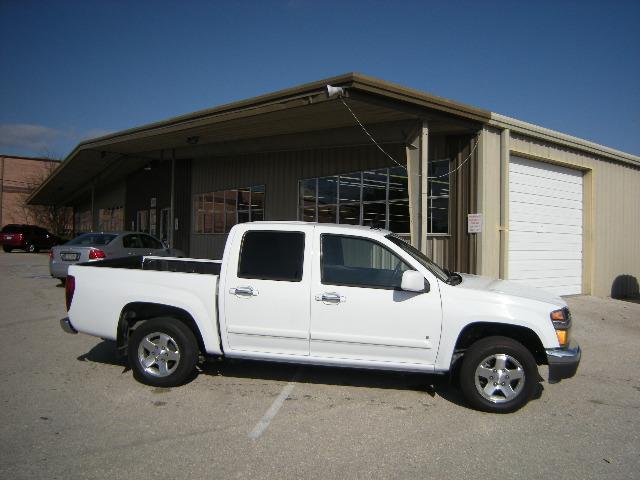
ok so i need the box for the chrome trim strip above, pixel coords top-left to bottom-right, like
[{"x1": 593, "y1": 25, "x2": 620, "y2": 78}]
[{"x1": 546, "y1": 345, "x2": 580, "y2": 359}]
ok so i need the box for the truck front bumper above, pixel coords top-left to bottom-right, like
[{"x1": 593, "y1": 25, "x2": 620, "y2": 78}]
[
  {"x1": 546, "y1": 340, "x2": 580, "y2": 383},
  {"x1": 60, "y1": 317, "x2": 77, "y2": 334}
]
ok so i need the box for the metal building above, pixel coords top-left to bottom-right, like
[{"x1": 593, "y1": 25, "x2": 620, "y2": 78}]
[{"x1": 28, "y1": 73, "x2": 640, "y2": 298}]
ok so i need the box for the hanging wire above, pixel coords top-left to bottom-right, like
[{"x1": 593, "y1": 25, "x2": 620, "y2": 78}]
[{"x1": 339, "y1": 96, "x2": 479, "y2": 179}]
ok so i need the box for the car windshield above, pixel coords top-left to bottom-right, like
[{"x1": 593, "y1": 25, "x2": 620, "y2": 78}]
[
  {"x1": 386, "y1": 234, "x2": 451, "y2": 283},
  {"x1": 67, "y1": 233, "x2": 117, "y2": 246}
]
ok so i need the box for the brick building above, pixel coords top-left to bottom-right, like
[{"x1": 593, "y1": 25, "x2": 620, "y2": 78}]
[{"x1": 0, "y1": 155, "x2": 69, "y2": 233}]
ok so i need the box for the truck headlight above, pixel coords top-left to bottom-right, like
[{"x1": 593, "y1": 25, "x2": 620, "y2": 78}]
[{"x1": 550, "y1": 308, "x2": 571, "y2": 346}]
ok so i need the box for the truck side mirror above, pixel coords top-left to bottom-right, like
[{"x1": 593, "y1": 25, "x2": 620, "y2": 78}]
[{"x1": 401, "y1": 270, "x2": 429, "y2": 293}]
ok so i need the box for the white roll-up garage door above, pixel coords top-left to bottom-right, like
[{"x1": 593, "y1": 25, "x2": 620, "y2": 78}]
[{"x1": 508, "y1": 156, "x2": 583, "y2": 296}]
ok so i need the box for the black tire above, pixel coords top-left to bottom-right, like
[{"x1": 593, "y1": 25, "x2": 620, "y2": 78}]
[
  {"x1": 2, "y1": 246, "x2": 11, "y2": 253},
  {"x1": 27, "y1": 243, "x2": 38, "y2": 253},
  {"x1": 128, "y1": 317, "x2": 199, "y2": 388},
  {"x1": 459, "y1": 336, "x2": 538, "y2": 413}
]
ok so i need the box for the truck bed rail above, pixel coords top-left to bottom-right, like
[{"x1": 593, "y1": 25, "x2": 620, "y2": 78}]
[{"x1": 78, "y1": 255, "x2": 221, "y2": 275}]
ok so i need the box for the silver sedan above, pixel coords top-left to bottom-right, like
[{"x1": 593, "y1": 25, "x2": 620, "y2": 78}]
[{"x1": 50, "y1": 231, "x2": 184, "y2": 280}]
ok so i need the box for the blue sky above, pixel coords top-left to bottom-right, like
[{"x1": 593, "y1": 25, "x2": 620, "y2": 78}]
[{"x1": 1, "y1": 0, "x2": 638, "y2": 159}]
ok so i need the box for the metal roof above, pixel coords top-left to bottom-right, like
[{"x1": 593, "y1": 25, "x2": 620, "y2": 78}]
[
  {"x1": 28, "y1": 72, "x2": 639, "y2": 205},
  {"x1": 29, "y1": 73, "x2": 490, "y2": 205}
]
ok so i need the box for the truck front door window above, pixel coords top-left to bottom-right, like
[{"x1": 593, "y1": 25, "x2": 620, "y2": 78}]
[{"x1": 321, "y1": 235, "x2": 411, "y2": 289}]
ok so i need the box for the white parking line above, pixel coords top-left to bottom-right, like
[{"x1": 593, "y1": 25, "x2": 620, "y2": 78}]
[{"x1": 248, "y1": 370, "x2": 300, "y2": 440}]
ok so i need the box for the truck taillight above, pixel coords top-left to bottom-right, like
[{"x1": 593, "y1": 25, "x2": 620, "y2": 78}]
[
  {"x1": 88, "y1": 248, "x2": 106, "y2": 260},
  {"x1": 49, "y1": 250, "x2": 54, "y2": 259},
  {"x1": 65, "y1": 275, "x2": 75, "y2": 311}
]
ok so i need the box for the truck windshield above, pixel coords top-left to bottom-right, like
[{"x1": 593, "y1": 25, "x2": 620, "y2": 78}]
[{"x1": 386, "y1": 235, "x2": 451, "y2": 283}]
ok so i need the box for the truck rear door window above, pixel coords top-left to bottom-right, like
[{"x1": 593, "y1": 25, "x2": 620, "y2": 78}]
[{"x1": 238, "y1": 231, "x2": 305, "y2": 282}]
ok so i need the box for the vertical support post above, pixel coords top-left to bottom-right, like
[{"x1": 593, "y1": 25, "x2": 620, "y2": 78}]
[
  {"x1": 90, "y1": 184, "x2": 95, "y2": 232},
  {"x1": 419, "y1": 121, "x2": 429, "y2": 254},
  {"x1": 499, "y1": 128, "x2": 510, "y2": 279},
  {"x1": 475, "y1": 130, "x2": 485, "y2": 275},
  {"x1": 169, "y1": 149, "x2": 176, "y2": 248},
  {"x1": 406, "y1": 134, "x2": 420, "y2": 249},
  {"x1": 475, "y1": 127, "x2": 502, "y2": 277}
]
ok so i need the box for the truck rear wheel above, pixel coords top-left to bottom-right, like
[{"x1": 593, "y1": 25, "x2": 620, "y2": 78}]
[
  {"x1": 128, "y1": 317, "x2": 199, "y2": 388},
  {"x1": 459, "y1": 336, "x2": 538, "y2": 413}
]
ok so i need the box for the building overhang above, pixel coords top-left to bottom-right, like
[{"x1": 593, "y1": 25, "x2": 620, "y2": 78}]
[{"x1": 28, "y1": 73, "x2": 489, "y2": 206}]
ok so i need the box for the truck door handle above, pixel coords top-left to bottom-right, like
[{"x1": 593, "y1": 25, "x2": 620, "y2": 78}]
[
  {"x1": 230, "y1": 286, "x2": 259, "y2": 297},
  {"x1": 315, "y1": 292, "x2": 346, "y2": 304}
]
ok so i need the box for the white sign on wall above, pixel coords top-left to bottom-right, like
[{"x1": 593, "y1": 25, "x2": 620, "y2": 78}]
[{"x1": 468, "y1": 213, "x2": 483, "y2": 233}]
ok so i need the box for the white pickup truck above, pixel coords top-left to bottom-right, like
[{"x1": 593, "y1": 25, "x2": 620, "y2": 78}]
[{"x1": 61, "y1": 222, "x2": 580, "y2": 413}]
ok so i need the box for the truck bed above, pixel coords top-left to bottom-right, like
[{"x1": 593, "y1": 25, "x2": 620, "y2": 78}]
[{"x1": 67, "y1": 256, "x2": 222, "y2": 355}]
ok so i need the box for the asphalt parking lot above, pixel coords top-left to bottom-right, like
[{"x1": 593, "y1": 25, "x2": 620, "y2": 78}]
[{"x1": 0, "y1": 251, "x2": 639, "y2": 479}]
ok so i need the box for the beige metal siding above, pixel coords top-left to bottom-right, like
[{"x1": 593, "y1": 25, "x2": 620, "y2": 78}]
[
  {"x1": 510, "y1": 133, "x2": 640, "y2": 297},
  {"x1": 190, "y1": 145, "x2": 405, "y2": 259}
]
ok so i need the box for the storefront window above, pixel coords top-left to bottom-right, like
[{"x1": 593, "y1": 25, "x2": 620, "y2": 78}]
[
  {"x1": 427, "y1": 158, "x2": 450, "y2": 234},
  {"x1": 298, "y1": 163, "x2": 449, "y2": 234},
  {"x1": 98, "y1": 207, "x2": 124, "y2": 232},
  {"x1": 299, "y1": 167, "x2": 410, "y2": 234},
  {"x1": 193, "y1": 185, "x2": 265, "y2": 234}
]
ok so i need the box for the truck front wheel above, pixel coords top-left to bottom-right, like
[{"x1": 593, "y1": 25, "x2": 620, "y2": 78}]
[
  {"x1": 459, "y1": 336, "x2": 538, "y2": 413},
  {"x1": 129, "y1": 317, "x2": 199, "y2": 388}
]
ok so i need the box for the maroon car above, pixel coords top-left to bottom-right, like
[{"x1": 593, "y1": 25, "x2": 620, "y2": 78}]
[{"x1": 0, "y1": 224, "x2": 63, "y2": 253}]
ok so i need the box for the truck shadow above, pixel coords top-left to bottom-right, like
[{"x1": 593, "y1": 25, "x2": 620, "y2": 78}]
[
  {"x1": 78, "y1": 340, "x2": 543, "y2": 409},
  {"x1": 77, "y1": 340, "x2": 128, "y2": 370},
  {"x1": 203, "y1": 357, "x2": 459, "y2": 398}
]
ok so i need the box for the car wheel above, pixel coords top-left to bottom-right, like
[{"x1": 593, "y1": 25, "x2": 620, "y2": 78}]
[
  {"x1": 128, "y1": 317, "x2": 199, "y2": 388},
  {"x1": 27, "y1": 243, "x2": 38, "y2": 253},
  {"x1": 459, "y1": 336, "x2": 538, "y2": 413},
  {"x1": 2, "y1": 246, "x2": 12, "y2": 253}
]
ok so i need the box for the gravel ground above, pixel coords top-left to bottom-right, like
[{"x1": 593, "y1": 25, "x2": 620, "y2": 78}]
[{"x1": 0, "y1": 250, "x2": 638, "y2": 479}]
